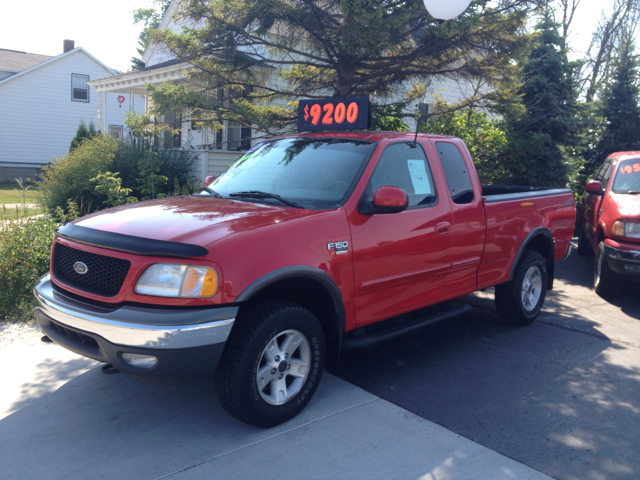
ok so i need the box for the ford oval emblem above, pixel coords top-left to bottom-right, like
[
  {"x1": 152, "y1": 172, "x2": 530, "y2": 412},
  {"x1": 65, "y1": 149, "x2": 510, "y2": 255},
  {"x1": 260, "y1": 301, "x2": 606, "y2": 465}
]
[{"x1": 73, "y1": 261, "x2": 88, "y2": 275}]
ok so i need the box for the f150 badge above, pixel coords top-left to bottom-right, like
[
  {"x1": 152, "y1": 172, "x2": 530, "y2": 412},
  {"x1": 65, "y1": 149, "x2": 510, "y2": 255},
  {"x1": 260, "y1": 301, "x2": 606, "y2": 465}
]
[{"x1": 327, "y1": 241, "x2": 349, "y2": 255}]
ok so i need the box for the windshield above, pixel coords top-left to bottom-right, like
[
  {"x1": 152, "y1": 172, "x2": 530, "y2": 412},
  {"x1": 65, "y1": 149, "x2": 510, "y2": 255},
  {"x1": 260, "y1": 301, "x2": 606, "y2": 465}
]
[
  {"x1": 202, "y1": 137, "x2": 377, "y2": 210},
  {"x1": 612, "y1": 158, "x2": 640, "y2": 194}
]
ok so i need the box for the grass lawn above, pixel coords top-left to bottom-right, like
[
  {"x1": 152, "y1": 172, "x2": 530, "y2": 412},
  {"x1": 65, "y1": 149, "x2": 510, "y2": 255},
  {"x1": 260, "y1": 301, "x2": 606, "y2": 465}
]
[{"x1": 0, "y1": 182, "x2": 40, "y2": 205}]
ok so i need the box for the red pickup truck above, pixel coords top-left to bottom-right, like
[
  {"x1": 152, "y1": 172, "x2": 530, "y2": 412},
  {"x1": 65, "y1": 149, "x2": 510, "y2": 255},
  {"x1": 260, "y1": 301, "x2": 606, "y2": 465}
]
[
  {"x1": 577, "y1": 151, "x2": 640, "y2": 294},
  {"x1": 34, "y1": 131, "x2": 575, "y2": 427}
]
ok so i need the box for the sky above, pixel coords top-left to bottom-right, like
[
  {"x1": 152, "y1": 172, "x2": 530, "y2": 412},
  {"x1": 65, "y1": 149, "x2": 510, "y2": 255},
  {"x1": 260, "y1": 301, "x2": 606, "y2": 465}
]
[{"x1": 0, "y1": 0, "x2": 626, "y2": 74}]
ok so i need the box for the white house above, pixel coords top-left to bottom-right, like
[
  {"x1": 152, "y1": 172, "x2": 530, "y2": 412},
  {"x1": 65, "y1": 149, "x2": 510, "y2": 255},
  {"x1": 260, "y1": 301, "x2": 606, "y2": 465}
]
[
  {"x1": 87, "y1": 0, "x2": 485, "y2": 182},
  {"x1": 0, "y1": 42, "x2": 145, "y2": 182}
]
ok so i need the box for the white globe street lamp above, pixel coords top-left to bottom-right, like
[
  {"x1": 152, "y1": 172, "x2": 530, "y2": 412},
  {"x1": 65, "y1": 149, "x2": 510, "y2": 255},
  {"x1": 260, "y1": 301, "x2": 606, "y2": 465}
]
[{"x1": 423, "y1": 0, "x2": 473, "y2": 20}]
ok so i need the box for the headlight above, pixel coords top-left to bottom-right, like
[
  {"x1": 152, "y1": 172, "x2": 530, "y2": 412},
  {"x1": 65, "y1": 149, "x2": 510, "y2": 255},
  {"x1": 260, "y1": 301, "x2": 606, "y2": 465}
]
[
  {"x1": 611, "y1": 221, "x2": 640, "y2": 239},
  {"x1": 135, "y1": 264, "x2": 218, "y2": 298}
]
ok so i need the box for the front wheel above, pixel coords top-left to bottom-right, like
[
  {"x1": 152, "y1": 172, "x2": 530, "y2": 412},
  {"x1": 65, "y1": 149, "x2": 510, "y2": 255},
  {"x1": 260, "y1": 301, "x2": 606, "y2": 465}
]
[
  {"x1": 214, "y1": 301, "x2": 325, "y2": 428},
  {"x1": 594, "y1": 241, "x2": 614, "y2": 296},
  {"x1": 495, "y1": 251, "x2": 548, "y2": 325}
]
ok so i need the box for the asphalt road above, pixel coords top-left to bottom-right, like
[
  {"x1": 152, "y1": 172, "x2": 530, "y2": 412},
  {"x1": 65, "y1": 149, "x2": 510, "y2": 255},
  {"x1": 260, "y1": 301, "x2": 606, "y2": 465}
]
[{"x1": 335, "y1": 251, "x2": 640, "y2": 480}]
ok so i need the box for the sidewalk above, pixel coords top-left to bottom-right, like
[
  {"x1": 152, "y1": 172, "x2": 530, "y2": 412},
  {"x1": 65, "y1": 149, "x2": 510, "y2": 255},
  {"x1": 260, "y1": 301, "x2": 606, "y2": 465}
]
[
  {"x1": 1, "y1": 203, "x2": 40, "y2": 209},
  {"x1": 0, "y1": 328, "x2": 551, "y2": 480}
]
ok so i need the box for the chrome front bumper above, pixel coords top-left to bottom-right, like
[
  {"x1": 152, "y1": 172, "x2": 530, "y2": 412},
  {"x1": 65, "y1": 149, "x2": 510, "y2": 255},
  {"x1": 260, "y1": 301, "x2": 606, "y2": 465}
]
[
  {"x1": 604, "y1": 244, "x2": 640, "y2": 277},
  {"x1": 34, "y1": 274, "x2": 237, "y2": 350}
]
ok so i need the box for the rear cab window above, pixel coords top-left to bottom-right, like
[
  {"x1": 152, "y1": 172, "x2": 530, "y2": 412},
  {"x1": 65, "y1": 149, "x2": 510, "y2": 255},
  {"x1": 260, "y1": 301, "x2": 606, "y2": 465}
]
[{"x1": 434, "y1": 142, "x2": 474, "y2": 205}]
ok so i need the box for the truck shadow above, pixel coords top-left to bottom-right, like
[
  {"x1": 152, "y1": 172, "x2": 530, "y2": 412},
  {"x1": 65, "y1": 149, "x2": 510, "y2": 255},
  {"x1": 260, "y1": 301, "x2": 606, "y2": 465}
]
[
  {"x1": 0, "y1": 351, "x2": 372, "y2": 479},
  {"x1": 554, "y1": 251, "x2": 640, "y2": 320},
  {"x1": 336, "y1": 266, "x2": 640, "y2": 479}
]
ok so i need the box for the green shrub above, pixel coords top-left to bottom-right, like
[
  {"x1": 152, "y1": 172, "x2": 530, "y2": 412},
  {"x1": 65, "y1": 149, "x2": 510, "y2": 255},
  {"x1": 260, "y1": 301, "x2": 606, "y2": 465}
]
[
  {"x1": 40, "y1": 135, "x2": 198, "y2": 216},
  {"x1": 0, "y1": 216, "x2": 58, "y2": 321},
  {"x1": 111, "y1": 140, "x2": 197, "y2": 199},
  {"x1": 39, "y1": 134, "x2": 119, "y2": 215}
]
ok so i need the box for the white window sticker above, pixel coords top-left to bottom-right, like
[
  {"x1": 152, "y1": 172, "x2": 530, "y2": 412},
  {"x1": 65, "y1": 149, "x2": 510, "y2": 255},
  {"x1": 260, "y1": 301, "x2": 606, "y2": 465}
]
[{"x1": 407, "y1": 160, "x2": 432, "y2": 194}]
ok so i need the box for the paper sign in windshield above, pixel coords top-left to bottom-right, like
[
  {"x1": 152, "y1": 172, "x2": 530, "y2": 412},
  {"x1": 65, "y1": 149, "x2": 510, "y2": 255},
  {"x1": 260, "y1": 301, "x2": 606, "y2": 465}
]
[{"x1": 407, "y1": 160, "x2": 432, "y2": 194}]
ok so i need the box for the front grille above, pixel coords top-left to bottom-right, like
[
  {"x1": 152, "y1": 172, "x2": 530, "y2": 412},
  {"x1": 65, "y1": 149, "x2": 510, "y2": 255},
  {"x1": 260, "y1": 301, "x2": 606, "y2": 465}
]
[
  {"x1": 49, "y1": 319, "x2": 100, "y2": 350},
  {"x1": 53, "y1": 243, "x2": 131, "y2": 297}
]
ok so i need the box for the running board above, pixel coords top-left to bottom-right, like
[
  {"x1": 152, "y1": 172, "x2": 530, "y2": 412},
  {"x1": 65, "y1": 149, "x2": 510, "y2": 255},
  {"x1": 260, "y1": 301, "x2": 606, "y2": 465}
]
[{"x1": 341, "y1": 304, "x2": 472, "y2": 352}]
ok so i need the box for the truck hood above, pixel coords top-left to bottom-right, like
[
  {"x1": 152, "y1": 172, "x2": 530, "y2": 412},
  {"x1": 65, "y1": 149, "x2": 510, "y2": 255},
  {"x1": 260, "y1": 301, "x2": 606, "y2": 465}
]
[
  {"x1": 74, "y1": 197, "x2": 318, "y2": 248},
  {"x1": 612, "y1": 193, "x2": 640, "y2": 217}
]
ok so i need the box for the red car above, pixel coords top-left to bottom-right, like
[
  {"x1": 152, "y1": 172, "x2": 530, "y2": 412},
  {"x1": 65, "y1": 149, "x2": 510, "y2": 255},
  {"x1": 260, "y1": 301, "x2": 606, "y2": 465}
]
[{"x1": 578, "y1": 151, "x2": 640, "y2": 294}]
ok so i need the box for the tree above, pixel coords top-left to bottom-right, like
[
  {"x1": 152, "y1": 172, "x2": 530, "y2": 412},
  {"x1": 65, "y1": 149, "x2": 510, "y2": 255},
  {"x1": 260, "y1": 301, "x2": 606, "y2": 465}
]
[
  {"x1": 584, "y1": 32, "x2": 640, "y2": 177},
  {"x1": 145, "y1": 0, "x2": 540, "y2": 136},
  {"x1": 553, "y1": 0, "x2": 580, "y2": 51},
  {"x1": 69, "y1": 121, "x2": 97, "y2": 151},
  {"x1": 581, "y1": 0, "x2": 639, "y2": 103},
  {"x1": 131, "y1": 0, "x2": 172, "y2": 70},
  {"x1": 500, "y1": 12, "x2": 580, "y2": 187}
]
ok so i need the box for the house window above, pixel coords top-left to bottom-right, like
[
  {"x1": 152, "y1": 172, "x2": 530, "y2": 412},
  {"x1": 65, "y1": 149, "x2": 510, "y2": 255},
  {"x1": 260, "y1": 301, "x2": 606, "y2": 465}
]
[
  {"x1": 213, "y1": 121, "x2": 251, "y2": 151},
  {"x1": 109, "y1": 125, "x2": 123, "y2": 140},
  {"x1": 71, "y1": 74, "x2": 89, "y2": 102},
  {"x1": 161, "y1": 110, "x2": 182, "y2": 148}
]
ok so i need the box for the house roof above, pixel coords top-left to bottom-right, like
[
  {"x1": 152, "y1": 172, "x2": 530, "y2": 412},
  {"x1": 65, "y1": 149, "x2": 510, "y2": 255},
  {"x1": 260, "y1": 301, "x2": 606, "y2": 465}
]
[
  {"x1": 0, "y1": 48, "x2": 53, "y2": 74},
  {"x1": 0, "y1": 47, "x2": 116, "y2": 86}
]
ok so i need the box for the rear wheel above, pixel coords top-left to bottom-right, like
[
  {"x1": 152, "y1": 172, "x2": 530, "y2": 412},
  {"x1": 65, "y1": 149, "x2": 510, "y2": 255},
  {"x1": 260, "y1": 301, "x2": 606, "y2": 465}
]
[
  {"x1": 214, "y1": 301, "x2": 325, "y2": 428},
  {"x1": 495, "y1": 251, "x2": 547, "y2": 325},
  {"x1": 594, "y1": 241, "x2": 614, "y2": 296}
]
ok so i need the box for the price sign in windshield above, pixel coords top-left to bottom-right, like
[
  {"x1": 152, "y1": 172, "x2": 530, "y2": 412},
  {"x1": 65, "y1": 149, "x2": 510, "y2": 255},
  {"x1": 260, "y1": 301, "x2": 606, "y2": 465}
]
[
  {"x1": 298, "y1": 97, "x2": 370, "y2": 132},
  {"x1": 619, "y1": 162, "x2": 640, "y2": 174}
]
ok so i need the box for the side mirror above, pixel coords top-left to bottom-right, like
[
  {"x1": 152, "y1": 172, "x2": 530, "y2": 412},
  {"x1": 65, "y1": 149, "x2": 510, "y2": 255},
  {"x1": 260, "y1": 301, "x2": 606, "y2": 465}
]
[
  {"x1": 204, "y1": 175, "x2": 215, "y2": 186},
  {"x1": 585, "y1": 180, "x2": 602, "y2": 194},
  {"x1": 371, "y1": 186, "x2": 408, "y2": 214}
]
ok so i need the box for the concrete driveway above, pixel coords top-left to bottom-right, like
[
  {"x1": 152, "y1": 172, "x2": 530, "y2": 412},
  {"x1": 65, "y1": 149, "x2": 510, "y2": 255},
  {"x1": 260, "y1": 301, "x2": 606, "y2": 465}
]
[{"x1": 0, "y1": 326, "x2": 550, "y2": 480}]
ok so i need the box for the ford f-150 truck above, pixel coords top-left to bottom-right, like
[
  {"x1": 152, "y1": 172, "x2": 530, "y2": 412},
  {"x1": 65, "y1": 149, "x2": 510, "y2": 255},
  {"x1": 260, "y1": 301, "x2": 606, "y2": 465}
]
[
  {"x1": 577, "y1": 151, "x2": 640, "y2": 294},
  {"x1": 34, "y1": 128, "x2": 575, "y2": 427}
]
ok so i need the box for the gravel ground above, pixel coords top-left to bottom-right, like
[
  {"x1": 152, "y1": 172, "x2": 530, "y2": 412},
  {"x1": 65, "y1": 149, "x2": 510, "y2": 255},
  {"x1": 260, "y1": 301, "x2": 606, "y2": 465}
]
[{"x1": 0, "y1": 322, "x2": 40, "y2": 349}]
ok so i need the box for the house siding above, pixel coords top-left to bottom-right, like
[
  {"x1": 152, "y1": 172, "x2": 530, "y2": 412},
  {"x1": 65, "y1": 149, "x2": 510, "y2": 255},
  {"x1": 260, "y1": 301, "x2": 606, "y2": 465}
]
[{"x1": 0, "y1": 50, "x2": 145, "y2": 169}]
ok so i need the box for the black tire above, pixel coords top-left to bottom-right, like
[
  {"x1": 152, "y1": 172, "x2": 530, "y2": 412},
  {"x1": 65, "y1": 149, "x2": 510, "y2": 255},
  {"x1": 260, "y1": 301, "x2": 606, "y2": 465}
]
[
  {"x1": 594, "y1": 241, "x2": 615, "y2": 296},
  {"x1": 214, "y1": 300, "x2": 325, "y2": 428},
  {"x1": 577, "y1": 228, "x2": 592, "y2": 256},
  {"x1": 495, "y1": 250, "x2": 548, "y2": 325}
]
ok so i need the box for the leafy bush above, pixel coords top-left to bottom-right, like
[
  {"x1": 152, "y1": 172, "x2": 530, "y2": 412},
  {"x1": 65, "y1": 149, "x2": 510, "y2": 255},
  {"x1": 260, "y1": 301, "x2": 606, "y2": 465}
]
[
  {"x1": 39, "y1": 134, "x2": 198, "y2": 216},
  {"x1": 0, "y1": 216, "x2": 58, "y2": 322},
  {"x1": 111, "y1": 139, "x2": 197, "y2": 200},
  {"x1": 39, "y1": 134, "x2": 120, "y2": 215}
]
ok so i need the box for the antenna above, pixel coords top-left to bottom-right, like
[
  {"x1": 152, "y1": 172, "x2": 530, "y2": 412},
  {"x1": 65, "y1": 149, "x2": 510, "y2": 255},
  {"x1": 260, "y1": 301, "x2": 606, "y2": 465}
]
[{"x1": 412, "y1": 102, "x2": 430, "y2": 147}]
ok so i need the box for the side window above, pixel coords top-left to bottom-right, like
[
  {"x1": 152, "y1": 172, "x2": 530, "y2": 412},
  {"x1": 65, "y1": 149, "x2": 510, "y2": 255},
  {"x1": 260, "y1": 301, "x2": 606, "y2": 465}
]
[
  {"x1": 369, "y1": 142, "x2": 436, "y2": 208},
  {"x1": 594, "y1": 160, "x2": 611, "y2": 182},
  {"x1": 71, "y1": 74, "x2": 89, "y2": 102},
  {"x1": 435, "y1": 142, "x2": 474, "y2": 205},
  {"x1": 601, "y1": 161, "x2": 614, "y2": 190}
]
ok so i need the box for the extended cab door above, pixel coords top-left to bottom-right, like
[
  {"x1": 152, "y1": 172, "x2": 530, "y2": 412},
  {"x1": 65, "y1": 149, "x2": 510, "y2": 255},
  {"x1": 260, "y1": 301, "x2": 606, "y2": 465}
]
[
  {"x1": 348, "y1": 141, "x2": 454, "y2": 327},
  {"x1": 430, "y1": 140, "x2": 486, "y2": 297}
]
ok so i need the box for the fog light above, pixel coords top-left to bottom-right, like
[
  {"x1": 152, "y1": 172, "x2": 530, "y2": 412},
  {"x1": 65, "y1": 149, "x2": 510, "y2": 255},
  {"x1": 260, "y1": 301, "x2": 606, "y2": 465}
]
[{"x1": 122, "y1": 353, "x2": 158, "y2": 369}]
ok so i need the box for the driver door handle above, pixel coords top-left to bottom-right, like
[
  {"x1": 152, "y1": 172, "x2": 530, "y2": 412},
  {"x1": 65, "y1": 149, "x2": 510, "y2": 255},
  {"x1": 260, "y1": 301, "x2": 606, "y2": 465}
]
[{"x1": 436, "y1": 222, "x2": 451, "y2": 235}]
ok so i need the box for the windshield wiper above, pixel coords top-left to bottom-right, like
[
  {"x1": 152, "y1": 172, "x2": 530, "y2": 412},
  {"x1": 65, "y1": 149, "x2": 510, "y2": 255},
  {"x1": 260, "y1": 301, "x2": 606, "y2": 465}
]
[
  {"x1": 197, "y1": 187, "x2": 223, "y2": 198},
  {"x1": 228, "y1": 191, "x2": 302, "y2": 208}
]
